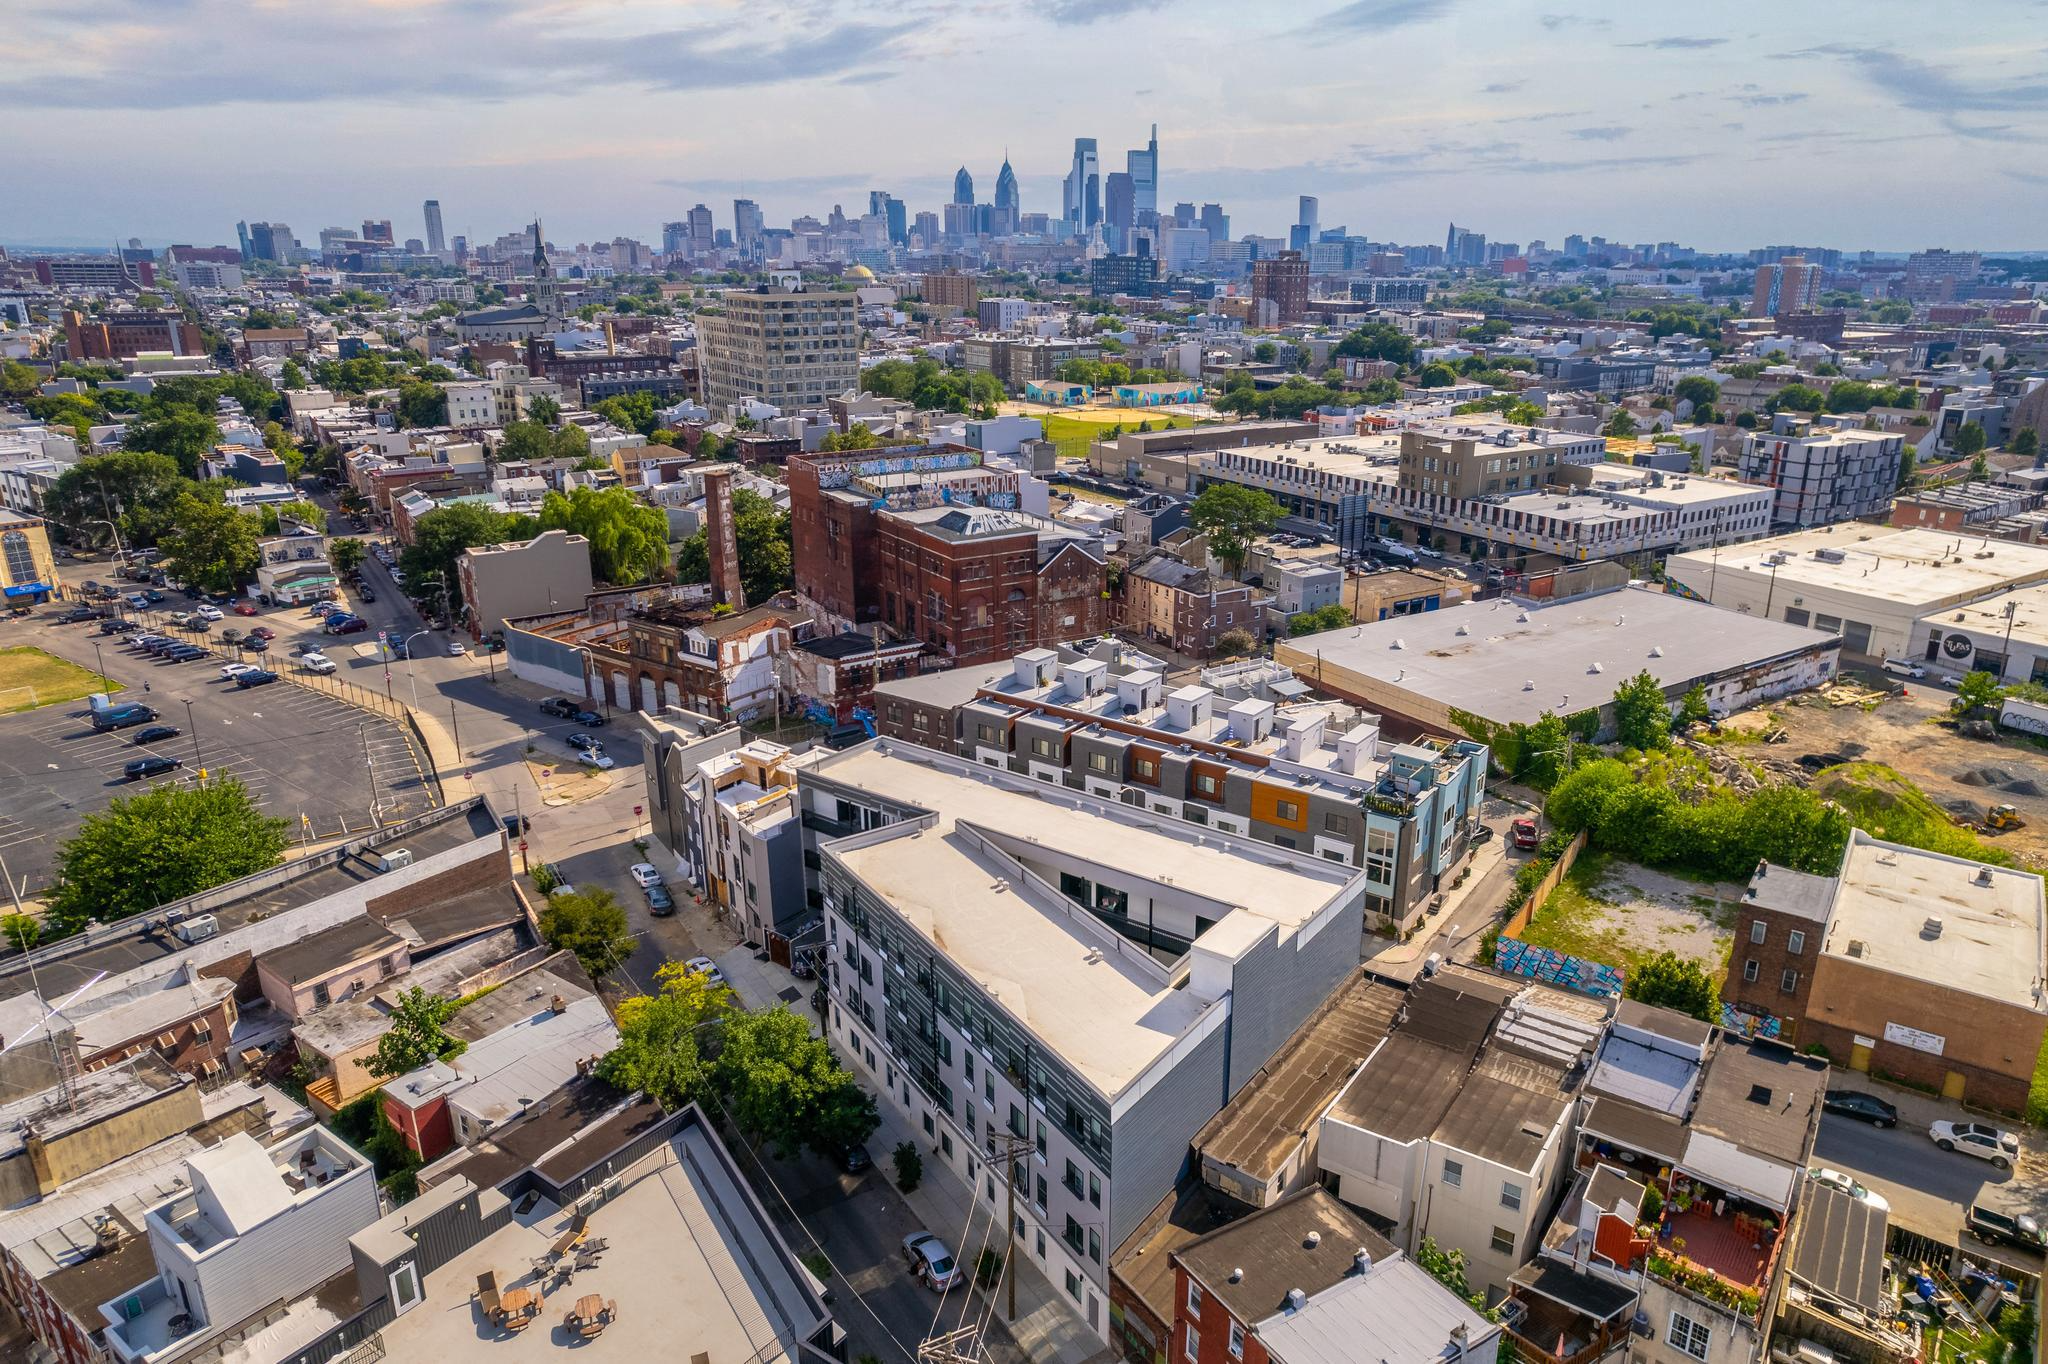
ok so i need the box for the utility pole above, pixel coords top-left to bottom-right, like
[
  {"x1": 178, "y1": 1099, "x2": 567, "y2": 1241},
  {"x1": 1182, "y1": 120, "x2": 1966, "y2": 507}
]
[
  {"x1": 183, "y1": 699, "x2": 202, "y2": 778},
  {"x1": 361, "y1": 723, "x2": 381, "y2": 825},
  {"x1": 449, "y1": 699, "x2": 462, "y2": 757}
]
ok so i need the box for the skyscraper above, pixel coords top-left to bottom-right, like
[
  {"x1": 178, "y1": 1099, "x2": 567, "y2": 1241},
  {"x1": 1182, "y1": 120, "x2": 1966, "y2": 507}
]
[
  {"x1": 1171, "y1": 202, "x2": 1195, "y2": 228},
  {"x1": 733, "y1": 199, "x2": 765, "y2": 259},
  {"x1": 662, "y1": 221, "x2": 689, "y2": 256},
  {"x1": 1751, "y1": 256, "x2": 1821, "y2": 316},
  {"x1": 1063, "y1": 138, "x2": 1100, "y2": 230},
  {"x1": 688, "y1": 204, "x2": 715, "y2": 252},
  {"x1": 1199, "y1": 203, "x2": 1230, "y2": 242},
  {"x1": 422, "y1": 200, "x2": 445, "y2": 255},
  {"x1": 1291, "y1": 196, "x2": 1320, "y2": 252},
  {"x1": 235, "y1": 221, "x2": 252, "y2": 263},
  {"x1": 1127, "y1": 124, "x2": 1158, "y2": 218},
  {"x1": 993, "y1": 155, "x2": 1020, "y2": 235},
  {"x1": 953, "y1": 166, "x2": 975, "y2": 205},
  {"x1": 1103, "y1": 172, "x2": 1135, "y2": 253}
]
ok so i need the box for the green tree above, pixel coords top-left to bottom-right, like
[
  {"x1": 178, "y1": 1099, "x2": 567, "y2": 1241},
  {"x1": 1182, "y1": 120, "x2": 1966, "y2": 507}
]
[
  {"x1": 593, "y1": 390, "x2": 662, "y2": 436},
  {"x1": 1603, "y1": 410, "x2": 1639, "y2": 438},
  {"x1": 1188, "y1": 483, "x2": 1282, "y2": 574},
  {"x1": 1625, "y1": 951, "x2": 1717, "y2": 1021},
  {"x1": 674, "y1": 488, "x2": 791, "y2": 604},
  {"x1": 713, "y1": 1007, "x2": 878, "y2": 1159},
  {"x1": 1416, "y1": 362, "x2": 1459, "y2": 388},
  {"x1": 259, "y1": 499, "x2": 326, "y2": 533},
  {"x1": 1954, "y1": 422, "x2": 1987, "y2": 459},
  {"x1": 539, "y1": 888, "x2": 638, "y2": 979},
  {"x1": 1361, "y1": 376, "x2": 1404, "y2": 404},
  {"x1": 528, "y1": 394, "x2": 561, "y2": 426},
  {"x1": 1734, "y1": 410, "x2": 1758, "y2": 429},
  {"x1": 395, "y1": 381, "x2": 447, "y2": 428},
  {"x1": 357, "y1": 987, "x2": 462, "y2": 1079},
  {"x1": 1415, "y1": 1237, "x2": 1474, "y2": 1301},
  {"x1": 45, "y1": 451, "x2": 192, "y2": 550},
  {"x1": 124, "y1": 404, "x2": 218, "y2": 477},
  {"x1": 536, "y1": 485, "x2": 671, "y2": 585},
  {"x1": 401, "y1": 501, "x2": 518, "y2": 592},
  {"x1": 495, "y1": 420, "x2": 552, "y2": 464},
  {"x1": 1677, "y1": 683, "x2": 1712, "y2": 729},
  {"x1": 1767, "y1": 383, "x2": 1826, "y2": 415},
  {"x1": 1611, "y1": 670, "x2": 1671, "y2": 750},
  {"x1": 0, "y1": 360, "x2": 41, "y2": 401},
  {"x1": 45, "y1": 779, "x2": 288, "y2": 931},
  {"x1": 1288, "y1": 604, "x2": 1353, "y2": 636},
  {"x1": 2014, "y1": 428, "x2": 2039, "y2": 460},
  {"x1": 279, "y1": 359, "x2": 306, "y2": 391},
  {"x1": 1954, "y1": 670, "x2": 2004, "y2": 716},
  {"x1": 329, "y1": 536, "x2": 368, "y2": 576},
  {"x1": 1214, "y1": 628, "x2": 1258, "y2": 658},
  {"x1": 1673, "y1": 376, "x2": 1719, "y2": 410},
  {"x1": 159, "y1": 493, "x2": 260, "y2": 593},
  {"x1": 820, "y1": 423, "x2": 881, "y2": 452},
  {"x1": 1519, "y1": 712, "x2": 1573, "y2": 787},
  {"x1": 1252, "y1": 341, "x2": 1278, "y2": 363},
  {"x1": 597, "y1": 961, "x2": 737, "y2": 1108}
]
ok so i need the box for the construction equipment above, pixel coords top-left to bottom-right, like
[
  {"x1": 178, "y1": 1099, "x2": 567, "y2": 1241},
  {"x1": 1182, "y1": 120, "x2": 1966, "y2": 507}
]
[{"x1": 1986, "y1": 805, "x2": 2026, "y2": 832}]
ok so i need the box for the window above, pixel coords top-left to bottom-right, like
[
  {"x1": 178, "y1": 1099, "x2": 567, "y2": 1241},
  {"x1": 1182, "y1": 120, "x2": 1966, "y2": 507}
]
[
  {"x1": 1750, "y1": 919, "x2": 1767, "y2": 945},
  {"x1": 1323, "y1": 811, "x2": 1349, "y2": 835},
  {"x1": 1036, "y1": 1120, "x2": 1048, "y2": 1160},
  {"x1": 1787, "y1": 929, "x2": 1806, "y2": 955},
  {"x1": 1185, "y1": 1324, "x2": 1200, "y2": 1362},
  {"x1": 1501, "y1": 1181, "x2": 1523, "y2": 1212},
  {"x1": 1781, "y1": 969, "x2": 1800, "y2": 994},
  {"x1": 1031, "y1": 736, "x2": 1055, "y2": 758},
  {"x1": 1134, "y1": 756, "x2": 1158, "y2": 780},
  {"x1": 1089, "y1": 1172, "x2": 1101, "y2": 1207},
  {"x1": 1441, "y1": 1158, "x2": 1463, "y2": 1188},
  {"x1": 1065, "y1": 1159, "x2": 1084, "y2": 1198},
  {"x1": 1668, "y1": 1311, "x2": 1711, "y2": 1361},
  {"x1": 1187, "y1": 1281, "x2": 1203, "y2": 1319},
  {"x1": 964, "y1": 1052, "x2": 975, "y2": 1084},
  {"x1": 977, "y1": 723, "x2": 998, "y2": 744},
  {"x1": 1229, "y1": 1322, "x2": 1245, "y2": 1360},
  {"x1": 1195, "y1": 773, "x2": 1219, "y2": 797},
  {"x1": 1066, "y1": 1268, "x2": 1082, "y2": 1301},
  {"x1": 1035, "y1": 1174, "x2": 1047, "y2": 1211},
  {"x1": 1065, "y1": 1214, "x2": 1085, "y2": 1253},
  {"x1": 1274, "y1": 799, "x2": 1300, "y2": 822},
  {"x1": 1089, "y1": 1228, "x2": 1101, "y2": 1263},
  {"x1": 1743, "y1": 958, "x2": 1759, "y2": 983},
  {"x1": 1088, "y1": 752, "x2": 1110, "y2": 773},
  {"x1": 1490, "y1": 1226, "x2": 1515, "y2": 1256}
]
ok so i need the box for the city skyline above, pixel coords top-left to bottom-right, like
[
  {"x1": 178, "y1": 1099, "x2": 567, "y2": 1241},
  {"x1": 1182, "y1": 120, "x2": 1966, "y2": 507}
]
[{"x1": 5, "y1": 0, "x2": 2046, "y2": 250}]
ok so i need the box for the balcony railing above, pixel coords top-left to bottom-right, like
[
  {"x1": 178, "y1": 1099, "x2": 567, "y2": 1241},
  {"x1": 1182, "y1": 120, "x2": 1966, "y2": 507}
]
[{"x1": 1504, "y1": 1321, "x2": 1627, "y2": 1364}]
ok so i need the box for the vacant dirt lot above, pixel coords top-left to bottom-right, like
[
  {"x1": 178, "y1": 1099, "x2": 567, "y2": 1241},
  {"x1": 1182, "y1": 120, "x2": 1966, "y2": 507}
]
[
  {"x1": 1518, "y1": 853, "x2": 1743, "y2": 981},
  {"x1": 1729, "y1": 680, "x2": 2048, "y2": 866}
]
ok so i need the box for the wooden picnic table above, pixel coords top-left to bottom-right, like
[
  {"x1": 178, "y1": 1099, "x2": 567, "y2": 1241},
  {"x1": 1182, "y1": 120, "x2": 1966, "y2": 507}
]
[
  {"x1": 499, "y1": 1286, "x2": 541, "y2": 1330},
  {"x1": 570, "y1": 1293, "x2": 616, "y2": 1337}
]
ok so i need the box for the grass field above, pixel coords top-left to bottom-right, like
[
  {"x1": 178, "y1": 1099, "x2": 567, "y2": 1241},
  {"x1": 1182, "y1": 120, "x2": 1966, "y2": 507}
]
[
  {"x1": 0, "y1": 646, "x2": 119, "y2": 713},
  {"x1": 1034, "y1": 411, "x2": 1197, "y2": 460},
  {"x1": 1516, "y1": 852, "x2": 1740, "y2": 982}
]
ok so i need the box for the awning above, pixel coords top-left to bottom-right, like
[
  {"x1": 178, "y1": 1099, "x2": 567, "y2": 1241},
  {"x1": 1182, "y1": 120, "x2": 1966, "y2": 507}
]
[
  {"x1": 1509, "y1": 1259, "x2": 1638, "y2": 1322},
  {"x1": 1677, "y1": 1132, "x2": 1795, "y2": 1212},
  {"x1": 4, "y1": 583, "x2": 50, "y2": 597}
]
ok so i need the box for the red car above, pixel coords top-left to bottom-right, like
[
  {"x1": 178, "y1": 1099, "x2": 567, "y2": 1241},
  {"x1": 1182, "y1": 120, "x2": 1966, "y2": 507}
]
[
  {"x1": 233, "y1": 601, "x2": 260, "y2": 617},
  {"x1": 1510, "y1": 817, "x2": 1541, "y2": 850},
  {"x1": 248, "y1": 626, "x2": 276, "y2": 640}
]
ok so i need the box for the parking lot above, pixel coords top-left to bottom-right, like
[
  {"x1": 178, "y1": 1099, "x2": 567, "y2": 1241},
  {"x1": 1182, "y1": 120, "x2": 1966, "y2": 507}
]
[{"x1": 0, "y1": 611, "x2": 436, "y2": 897}]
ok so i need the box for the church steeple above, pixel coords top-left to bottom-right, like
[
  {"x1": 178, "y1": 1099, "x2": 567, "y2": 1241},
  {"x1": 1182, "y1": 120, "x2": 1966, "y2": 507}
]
[{"x1": 529, "y1": 218, "x2": 560, "y2": 324}]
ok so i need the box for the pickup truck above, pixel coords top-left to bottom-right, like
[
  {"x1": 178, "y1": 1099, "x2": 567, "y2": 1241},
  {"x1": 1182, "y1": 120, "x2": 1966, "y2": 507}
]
[{"x1": 1966, "y1": 1205, "x2": 2047, "y2": 1252}]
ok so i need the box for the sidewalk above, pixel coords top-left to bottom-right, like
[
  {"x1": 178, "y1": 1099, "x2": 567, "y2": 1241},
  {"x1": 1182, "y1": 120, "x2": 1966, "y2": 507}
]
[{"x1": 713, "y1": 943, "x2": 1112, "y2": 1364}]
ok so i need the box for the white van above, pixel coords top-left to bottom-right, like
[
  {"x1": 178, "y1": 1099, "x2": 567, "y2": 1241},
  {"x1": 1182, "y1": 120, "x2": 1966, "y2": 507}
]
[{"x1": 1881, "y1": 658, "x2": 1926, "y2": 679}]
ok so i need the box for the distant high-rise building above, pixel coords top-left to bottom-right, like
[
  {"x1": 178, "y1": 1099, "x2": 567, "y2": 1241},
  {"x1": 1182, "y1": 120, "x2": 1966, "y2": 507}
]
[
  {"x1": 993, "y1": 155, "x2": 1020, "y2": 233},
  {"x1": 687, "y1": 204, "x2": 715, "y2": 250},
  {"x1": 1751, "y1": 256, "x2": 1822, "y2": 316},
  {"x1": 916, "y1": 210, "x2": 942, "y2": 246},
  {"x1": 867, "y1": 191, "x2": 907, "y2": 245},
  {"x1": 953, "y1": 166, "x2": 975, "y2": 205},
  {"x1": 1063, "y1": 138, "x2": 1101, "y2": 229},
  {"x1": 1251, "y1": 250, "x2": 1309, "y2": 325},
  {"x1": 1127, "y1": 124, "x2": 1158, "y2": 218},
  {"x1": 1172, "y1": 202, "x2": 1196, "y2": 228},
  {"x1": 451, "y1": 235, "x2": 467, "y2": 263},
  {"x1": 662, "y1": 221, "x2": 689, "y2": 256},
  {"x1": 235, "y1": 221, "x2": 253, "y2": 263},
  {"x1": 248, "y1": 222, "x2": 289, "y2": 262},
  {"x1": 733, "y1": 199, "x2": 765, "y2": 258},
  {"x1": 1445, "y1": 223, "x2": 1487, "y2": 268},
  {"x1": 422, "y1": 200, "x2": 445, "y2": 255},
  {"x1": 1563, "y1": 234, "x2": 1588, "y2": 258},
  {"x1": 362, "y1": 219, "x2": 394, "y2": 245},
  {"x1": 1290, "y1": 196, "x2": 1320, "y2": 252},
  {"x1": 1198, "y1": 203, "x2": 1230, "y2": 243},
  {"x1": 1103, "y1": 172, "x2": 1135, "y2": 253}
]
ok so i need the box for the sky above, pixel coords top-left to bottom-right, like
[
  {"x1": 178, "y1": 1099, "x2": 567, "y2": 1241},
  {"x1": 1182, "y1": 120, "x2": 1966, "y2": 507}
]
[{"x1": 4, "y1": 0, "x2": 2046, "y2": 253}]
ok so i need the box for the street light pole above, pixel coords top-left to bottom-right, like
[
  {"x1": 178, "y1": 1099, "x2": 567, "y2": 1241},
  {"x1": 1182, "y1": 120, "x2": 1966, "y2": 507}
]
[
  {"x1": 403, "y1": 629, "x2": 433, "y2": 710},
  {"x1": 91, "y1": 641, "x2": 109, "y2": 696},
  {"x1": 183, "y1": 698, "x2": 202, "y2": 778}
]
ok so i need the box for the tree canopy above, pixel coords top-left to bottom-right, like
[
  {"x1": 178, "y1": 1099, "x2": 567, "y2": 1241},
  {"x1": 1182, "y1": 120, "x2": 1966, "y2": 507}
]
[
  {"x1": 46, "y1": 451, "x2": 192, "y2": 550},
  {"x1": 1954, "y1": 422, "x2": 1988, "y2": 459},
  {"x1": 159, "y1": 493, "x2": 261, "y2": 593},
  {"x1": 1415, "y1": 362, "x2": 1460, "y2": 388},
  {"x1": 1188, "y1": 483, "x2": 1282, "y2": 574},
  {"x1": 400, "y1": 501, "x2": 530, "y2": 596},
  {"x1": 358, "y1": 987, "x2": 463, "y2": 1079},
  {"x1": 1333, "y1": 322, "x2": 1417, "y2": 367},
  {"x1": 395, "y1": 382, "x2": 447, "y2": 429},
  {"x1": 536, "y1": 485, "x2": 671, "y2": 585},
  {"x1": 538, "y1": 888, "x2": 638, "y2": 979},
  {"x1": 597, "y1": 961, "x2": 737, "y2": 1109},
  {"x1": 46, "y1": 778, "x2": 288, "y2": 933},
  {"x1": 124, "y1": 405, "x2": 218, "y2": 478},
  {"x1": 1611, "y1": 670, "x2": 1671, "y2": 750},
  {"x1": 860, "y1": 357, "x2": 1002, "y2": 417},
  {"x1": 713, "y1": 1007, "x2": 879, "y2": 1159},
  {"x1": 1288, "y1": 604, "x2": 1353, "y2": 636},
  {"x1": 1625, "y1": 951, "x2": 1718, "y2": 1022}
]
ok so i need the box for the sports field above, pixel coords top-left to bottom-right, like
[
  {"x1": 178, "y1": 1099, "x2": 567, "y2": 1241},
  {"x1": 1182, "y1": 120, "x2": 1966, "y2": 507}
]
[
  {"x1": 1001, "y1": 407, "x2": 1199, "y2": 460},
  {"x1": 0, "y1": 645, "x2": 120, "y2": 713}
]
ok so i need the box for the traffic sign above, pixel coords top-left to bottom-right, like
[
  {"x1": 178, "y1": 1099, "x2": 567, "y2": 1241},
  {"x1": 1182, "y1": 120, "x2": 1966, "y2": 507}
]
[{"x1": 634, "y1": 805, "x2": 643, "y2": 817}]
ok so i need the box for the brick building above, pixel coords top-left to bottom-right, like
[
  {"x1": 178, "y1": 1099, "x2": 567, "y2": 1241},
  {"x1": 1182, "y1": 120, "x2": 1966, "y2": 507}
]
[
  {"x1": 62, "y1": 310, "x2": 203, "y2": 361},
  {"x1": 875, "y1": 505, "x2": 1109, "y2": 665},
  {"x1": 1249, "y1": 251, "x2": 1308, "y2": 326},
  {"x1": 1727, "y1": 831, "x2": 2048, "y2": 1111},
  {"x1": 921, "y1": 270, "x2": 979, "y2": 312},
  {"x1": 1124, "y1": 552, "x2": 1260, "y2": 657}
]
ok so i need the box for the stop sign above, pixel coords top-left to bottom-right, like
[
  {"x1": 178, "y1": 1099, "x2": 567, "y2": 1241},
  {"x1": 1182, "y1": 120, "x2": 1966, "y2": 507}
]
[{"x1": 634, "y1": 805, "x2": 643, "y2": 817}]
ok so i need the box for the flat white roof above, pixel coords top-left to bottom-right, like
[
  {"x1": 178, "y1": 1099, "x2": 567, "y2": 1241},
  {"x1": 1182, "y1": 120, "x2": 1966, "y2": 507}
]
[
  {"x1": 1280, "y1": 586, "x2": 1837, "y2": 726},
  {"x1": 1825, "y1": 831, "x2": 2047, "y2": 1012},
  {"x1": 1670, "y1": 525, "x2": 2048, "y2": 610}
]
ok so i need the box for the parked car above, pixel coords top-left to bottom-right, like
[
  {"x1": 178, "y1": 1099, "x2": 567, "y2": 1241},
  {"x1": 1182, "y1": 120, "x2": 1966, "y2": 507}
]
[
  {"x1": 567, "y1": 732, "x2": 604, "y2": 754},
  {"x1": 645, "y1": 884, "x2": 675, "y2": 916},
  {"x1": 683, "y1": 956, "x2": 725, "y2": 987},
  {"x1": 311, "y1": 601, "x2": 340, "y2": 616},
  {"x1": 1931, "y1": 1120, "x2": 2020, "y2": 1168},
  {"x1": 55, "y1": 606, "x2": 97, "y2": 624},
  {"x1": 124, "y1": 754, "x2": 183, "y2": 780},
  {"x1": 194, "y1": 605, "x2": 224, "y2": 622},
  {"x1": 132, "y1": 725, "x2": 180, "y2": 745},
  {"x1": 248, "y1": 626, "x2": 276, "y2": 640},
  {"x1": 1510, "y1": 817, "x2": 1541, "y2": 850},
  {"x1": 1807, "y1": 1167, "x2": 1889, "y2": 1211},
  {"x1": 142, "y1": 589, "x2": 166, "y2": 604},
  {"x1": 220, "y1": 627, "x2": 242, "y2": 645},
  {"x1": 356, "y1": 586, "x2": 377, "y2": 603},
  {"x1": 243, "y1": 637, "x2": 270, "y2": 653},
  {"x1": 234, "y1": 668, "x2": 281, "y2": 688},
  {"x1": 220, "y1": 663, "x2": 260, "y2": 680},
  {"x1": 448, "y1": 639, "x2": 467, "y2": 655},
  {"x1": 233, "y1": 601, "x2": 260, "y2": 617},
  {"x1": 1966, "y1": 1205, "x2": 2048, "y2": 1252},
  {"x1": 92, "y1": 703, "x2": 159, "y2": 731},
  {"x1": 298, "y1": 652, "x2": 337, "y2": 674},
  {"x1": 165, "y1": 645, "x2": 208, "y2": 661},
  {"x1": 1881, "y1": 658, "x2": 1927, "y2": 679},
  {"x1": 326, "y1": 616, "x2": 368, "y2": 635},
  {"x1": 900, "y1": 1232, "x2": 959, "y2": 1291},
  {"x1": 539, "y1": 697, "x2": 579, "y2": 719},
  {"x1": 839, "y1": 1143, "x2": 873, "y2": 1174},
  {"x1": 571, "y1": 709, "x2": 605, "y2": 727},
  {"x1": 1822, "y1": 1090, "x2": 1898, "y2": 1128},
  {"x1": 628, "y1": 863, "x2": 662, "y2": 890},
  {"x1": 575, "y1": 749, "x2": 616, "y2": 771}
]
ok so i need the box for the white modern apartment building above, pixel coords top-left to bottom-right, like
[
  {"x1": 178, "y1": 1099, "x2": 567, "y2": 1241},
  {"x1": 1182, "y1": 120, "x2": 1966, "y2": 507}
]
[
  {"x1": 1735, "y1": 419, "x2": 1904, "y2": 529},
  {"x1": 803, "y1": 740, "x2": 1368, "y2": 1341}
]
